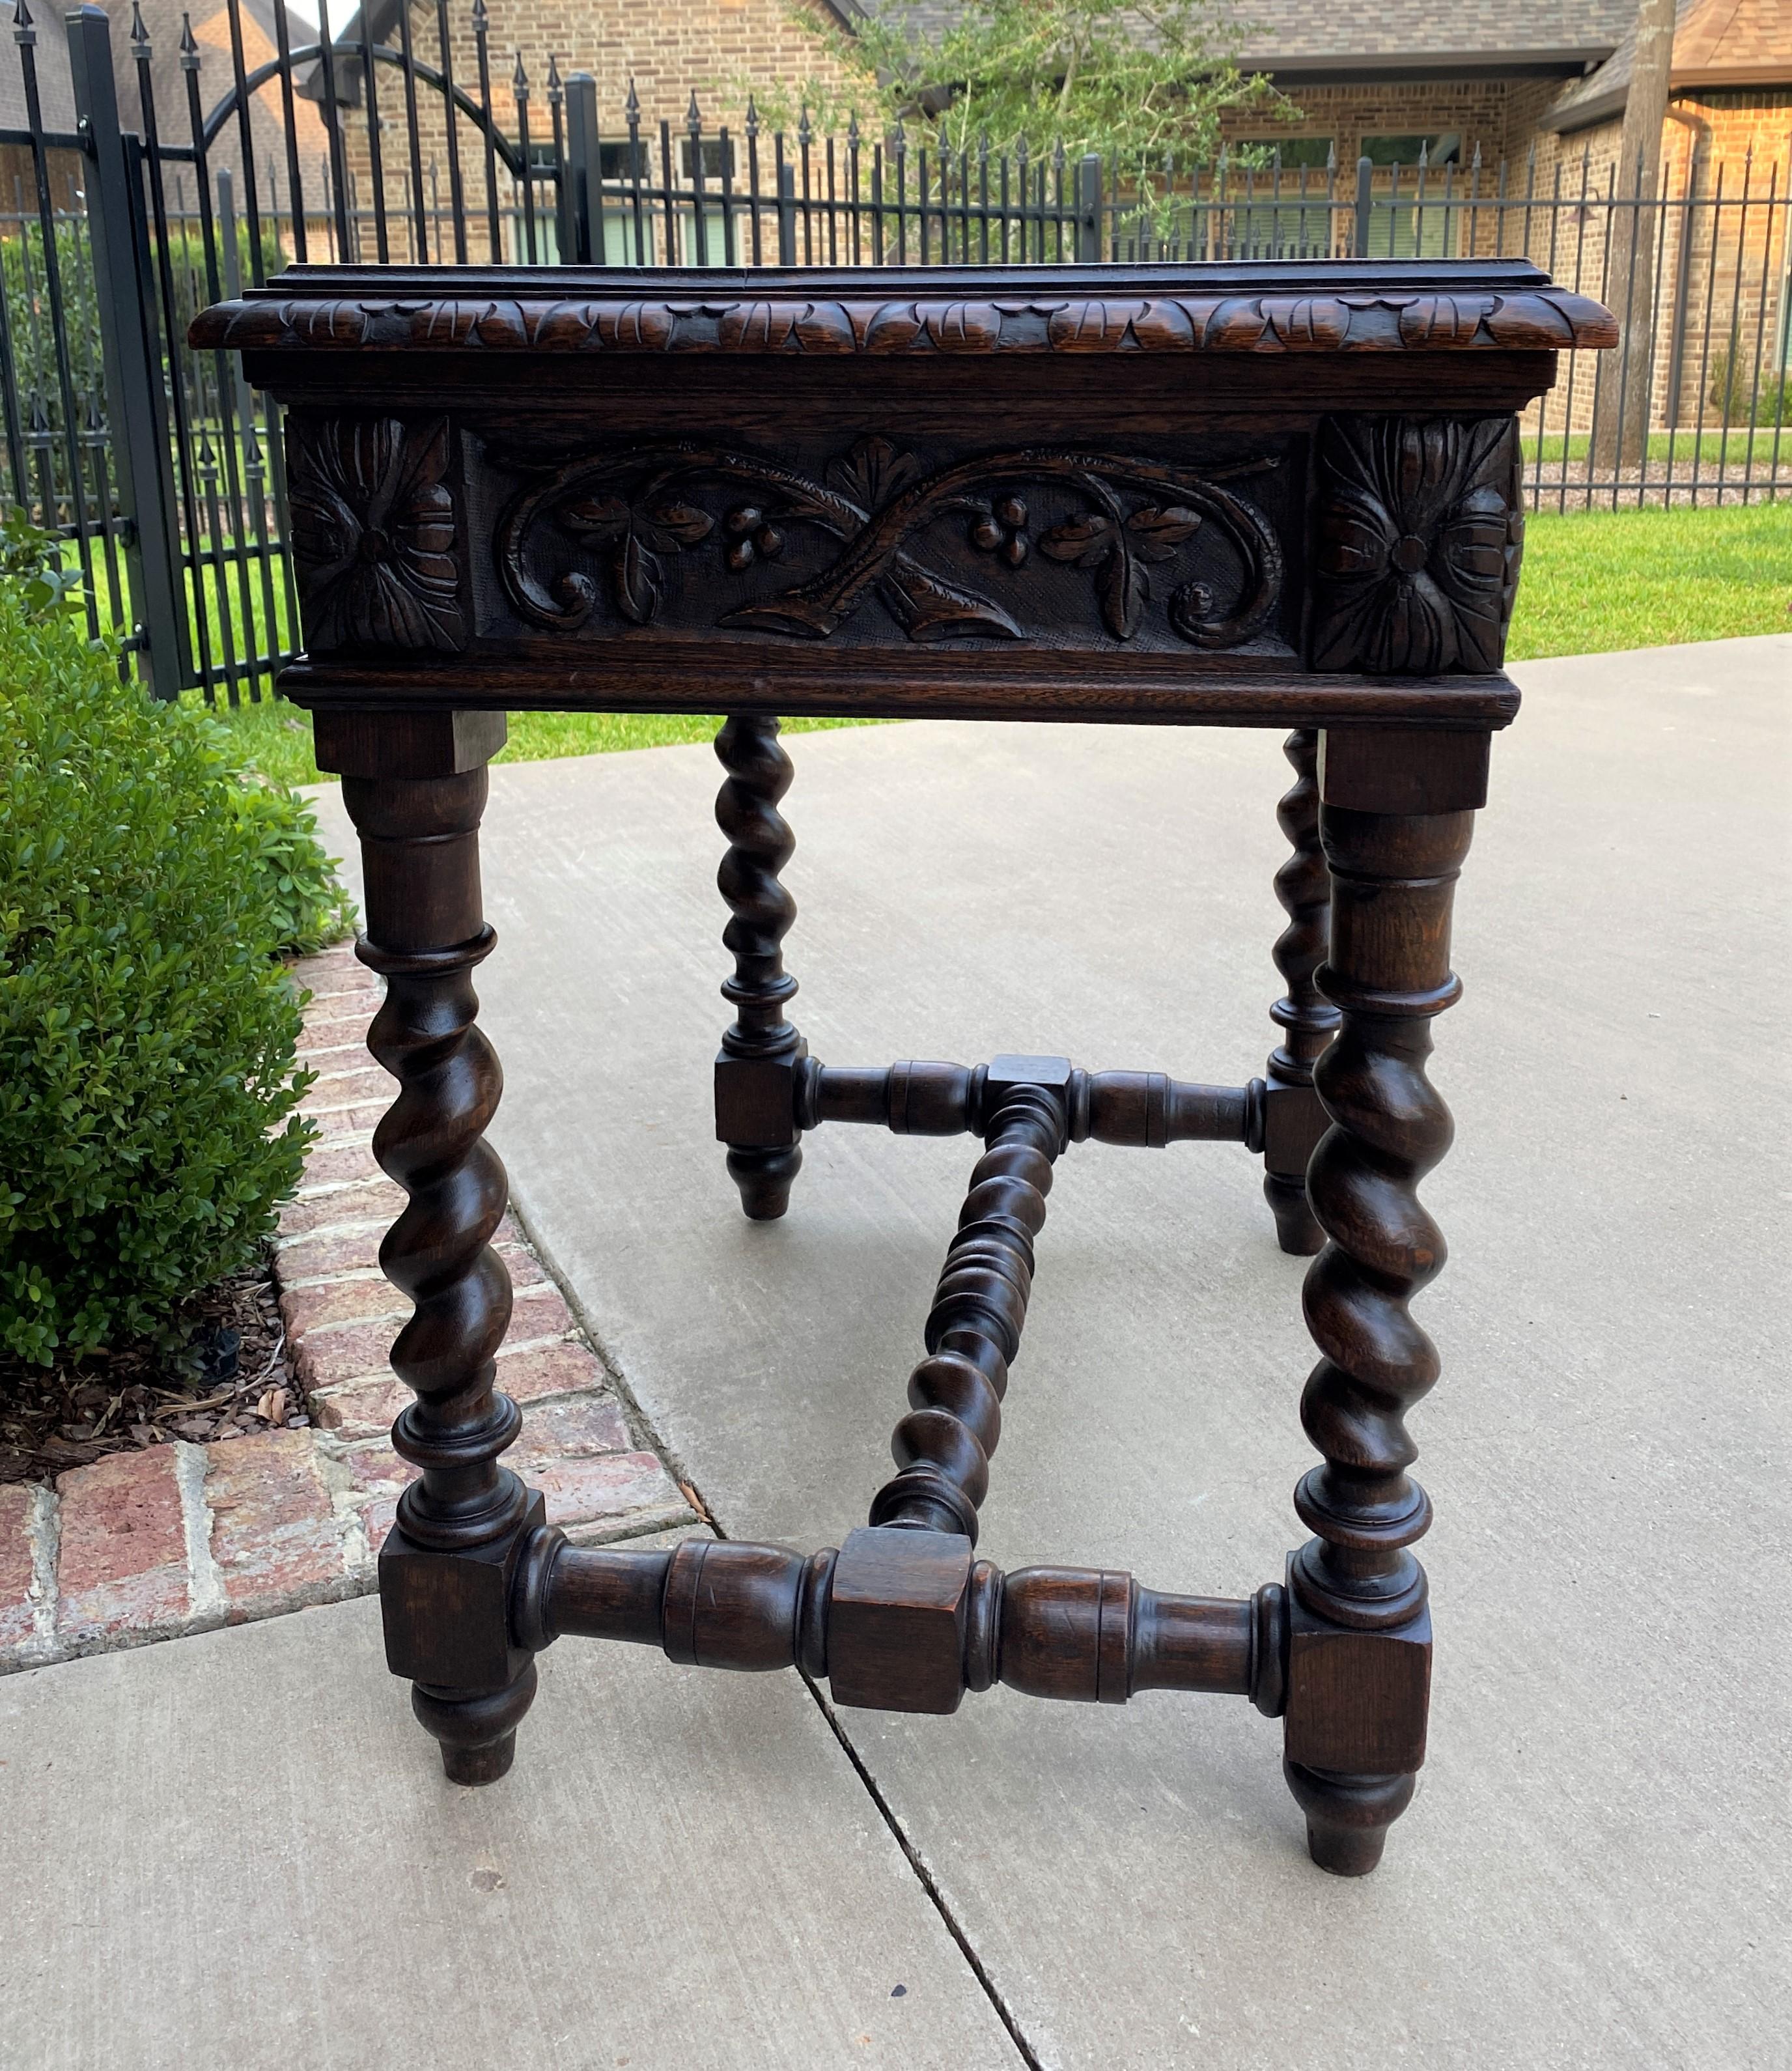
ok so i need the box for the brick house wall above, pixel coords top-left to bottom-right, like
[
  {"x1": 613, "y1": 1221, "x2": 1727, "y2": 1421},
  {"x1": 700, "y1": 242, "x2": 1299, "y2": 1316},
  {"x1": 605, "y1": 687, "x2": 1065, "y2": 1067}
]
[
  {"x1": 1498, "y1": 92, "x2": 1792, "y2": 433},
  {"x1": 326, "y1": 0, "x2": 860, "y2": 259}
]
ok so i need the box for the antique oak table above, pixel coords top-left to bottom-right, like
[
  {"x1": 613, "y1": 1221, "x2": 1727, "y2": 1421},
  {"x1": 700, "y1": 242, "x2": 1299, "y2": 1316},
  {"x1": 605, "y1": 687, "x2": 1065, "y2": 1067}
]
[{"x1": 195, "y1": 259, "x2": 1612, "y2": 1876}]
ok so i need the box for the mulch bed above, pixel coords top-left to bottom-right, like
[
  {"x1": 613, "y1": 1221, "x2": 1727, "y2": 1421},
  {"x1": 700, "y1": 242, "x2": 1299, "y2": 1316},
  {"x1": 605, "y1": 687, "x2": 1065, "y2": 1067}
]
[{"x1": 0, "y1": 1252, "x2": 304, "y2": 1487}]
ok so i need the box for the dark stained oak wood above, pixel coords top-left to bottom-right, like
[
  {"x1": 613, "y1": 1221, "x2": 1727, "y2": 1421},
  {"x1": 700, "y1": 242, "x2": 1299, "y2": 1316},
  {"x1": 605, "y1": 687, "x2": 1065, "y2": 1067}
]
[
  {"x1": 712, "y1": 714, "x2": 807, "y2": 1218},
  {"x1": 799, "y1": 1058, "x2": 1260, "y2": 1146},
  {"x1": 1262, "y1": 729, "x2": 1339, "y2": 1256},
  {"x1": 201, "y1": 261, "x2": 1573, "y2": 731},
  {"x1": 1278, "y1": 727, "x2": 1488, "y2": 1874},
  {"x1": 320, "y1": 711, "x2": 540, "y2": 1786},
  {"x1": 204, "y1": 255, "x2": 1608, "y2": 1880},
  {"x1": 522, "y1": 1527, "x2": 1288, "y2": 1716},
  {"x1": 190, "y1": 259, "x2": 1619, "y2": 361},
  {"x1": 869, "y1": 1058, "x2": 1073, "y2": 1544},
  {"x1": 277, "y1": 653, "x2": 1524, "y2": 728}
]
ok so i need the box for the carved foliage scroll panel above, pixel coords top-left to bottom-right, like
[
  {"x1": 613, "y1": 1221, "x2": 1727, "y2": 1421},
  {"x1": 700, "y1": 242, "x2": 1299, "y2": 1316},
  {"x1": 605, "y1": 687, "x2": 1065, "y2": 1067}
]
[
  {"x1": 469, "y1": 429, "x2": 1302, "y2": 659},
  {"x1": 1308, "y1": 415, "x2": 1523, "y2": 675}
]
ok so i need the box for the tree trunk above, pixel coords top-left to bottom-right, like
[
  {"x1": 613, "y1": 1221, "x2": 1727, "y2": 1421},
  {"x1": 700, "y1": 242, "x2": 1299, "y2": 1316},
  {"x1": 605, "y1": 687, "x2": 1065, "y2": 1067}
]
[{"x1": 1592, "y1": 0, "x2": 1678, "y2": 477}]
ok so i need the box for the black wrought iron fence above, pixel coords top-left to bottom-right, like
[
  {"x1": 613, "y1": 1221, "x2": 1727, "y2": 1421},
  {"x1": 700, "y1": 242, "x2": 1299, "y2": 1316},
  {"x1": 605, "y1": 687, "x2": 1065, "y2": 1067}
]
[{"x1": 0, "y1": 3, "x2": 1786, "y2": 707}]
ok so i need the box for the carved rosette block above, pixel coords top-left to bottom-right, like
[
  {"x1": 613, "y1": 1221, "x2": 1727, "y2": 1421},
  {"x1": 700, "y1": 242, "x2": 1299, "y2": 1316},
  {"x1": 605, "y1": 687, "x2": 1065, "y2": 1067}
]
[
  {"x1": 343, "y1": 763, "x2": 535, "y2": 1784},
  {"x1": 1309, "y1": 416, "x2": 1522, "y2": 675},
  {"x1": 1263, "y1": 728, "x2": 1340, "y2": 1254},
  {"x1": 714, "y1": 714, "x2": 807, "y2": 1219},
  {"x1": 287, "y1": 416, "x2": 466, "y2": 653}
]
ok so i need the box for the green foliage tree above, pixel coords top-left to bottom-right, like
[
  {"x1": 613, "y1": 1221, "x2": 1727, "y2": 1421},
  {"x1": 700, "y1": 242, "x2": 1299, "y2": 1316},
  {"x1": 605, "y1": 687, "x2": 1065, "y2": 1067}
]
[{"x1": 746, "y1": 0, "x2": 1287, "y2": 182}]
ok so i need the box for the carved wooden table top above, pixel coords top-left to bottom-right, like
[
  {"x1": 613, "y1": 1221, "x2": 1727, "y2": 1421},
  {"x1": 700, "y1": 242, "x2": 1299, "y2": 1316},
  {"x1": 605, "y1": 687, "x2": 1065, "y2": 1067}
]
[
  {"x1": 193, "y1": 257, "x2": 1614, "y2": 729},
  {"x1": 195, "y1": 258, "x2": 1614, "y2": 1882}
]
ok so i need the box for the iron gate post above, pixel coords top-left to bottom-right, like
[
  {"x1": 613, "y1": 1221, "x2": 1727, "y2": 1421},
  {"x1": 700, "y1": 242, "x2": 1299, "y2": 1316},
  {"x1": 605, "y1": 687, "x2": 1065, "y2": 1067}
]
[
  {"x1": 1076, "y1": 152, "x2": 1102, "y2": 262},
  {"x1": 777, "y1": 162, "x2": 797, "y2": 265},
  {"x1": 65, "y1": 4, "x2": 188, "y2": 698},
  {"x1": 563, "y1": 71, "x2": 602, "y2": 264},
  {"x1": 1354, "y1": 154, "x2": 1374, "y2": 257}
]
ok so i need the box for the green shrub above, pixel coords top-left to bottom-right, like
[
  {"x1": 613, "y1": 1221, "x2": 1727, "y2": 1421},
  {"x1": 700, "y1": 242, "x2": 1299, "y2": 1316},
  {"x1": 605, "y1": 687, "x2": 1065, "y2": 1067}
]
[
  {"x1": 0, "y1": 219, "x2": 285, "y2": 411},
  {"x1": 1707, "y1": 339, "x2": 1792, "y2": 427},
  {"x1": 0, "y1": 584, "x2": 321, "y2": 1369},
  {"x1": 0, "y1": 506, "x2": 85, "y2": 618},
  {"x1": 229, "y1": 775, "x2": 357, "y2": 957}
]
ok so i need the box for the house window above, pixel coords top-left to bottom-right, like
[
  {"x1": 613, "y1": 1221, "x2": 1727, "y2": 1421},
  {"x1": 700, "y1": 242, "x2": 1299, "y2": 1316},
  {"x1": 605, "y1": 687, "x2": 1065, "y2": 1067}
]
[
  {"x1": 680, "y1": 136, "x2": 736, "y2": 184},
  {"x1": 1358, "y1": 134, "x2": 1463, "y2": 257},
  {"x1": 1361, "y1": 133, "x2": 1463, "y2": 169},
  {"x1": 1215, "y1": 138, "x2": 1341, "y2": 258},
  {"x1": 1234, "y1": 137, "x2": 1335, "y2": 173},
  {"x1": 598, "y1": 141, "x2": 645, "y2": 181},
  {"x1": 591, "y1": 139, "x2": 736, "y2": 184}
]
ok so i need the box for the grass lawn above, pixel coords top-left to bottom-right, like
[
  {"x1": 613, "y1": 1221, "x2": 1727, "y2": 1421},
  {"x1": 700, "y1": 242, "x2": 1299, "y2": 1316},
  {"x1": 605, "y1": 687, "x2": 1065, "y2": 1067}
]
[
  {"x1": 1506, "y1": 501, "x2": 1791, "y2": 663},
  {"x1": 1520, "y1": 426, "x2": 1790, "y2": 468},
  {"x1": 208, "y1": 701, "x2": 878, "y2": 788},
  {"x1": 198, "y1": 501, "x2": 1792, "y2": 789}
]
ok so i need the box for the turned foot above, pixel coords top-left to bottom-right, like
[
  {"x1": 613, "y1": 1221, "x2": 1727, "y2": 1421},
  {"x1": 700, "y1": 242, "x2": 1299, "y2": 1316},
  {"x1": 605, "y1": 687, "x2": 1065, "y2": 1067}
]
[
  {"x1": 1284, "y1": 1762, "x2": 1416, "y2": 1876},
  {"x1": 413, "y1": 1659, "x2": 540, "y2": 1784},
  {"x1": 1264, "y1": 1171, "x2": 1324, "y2": 1256},
  {"x1": 727, "y1": 1142, "x2": 803, "y2": 1220}
]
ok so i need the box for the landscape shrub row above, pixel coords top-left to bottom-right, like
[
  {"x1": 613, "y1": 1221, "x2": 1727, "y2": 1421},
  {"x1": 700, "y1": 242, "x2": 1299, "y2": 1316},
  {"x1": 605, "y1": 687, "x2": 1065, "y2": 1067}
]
[{"x1": 0, "y1": 518, "x2": 352, "y2": 1374}]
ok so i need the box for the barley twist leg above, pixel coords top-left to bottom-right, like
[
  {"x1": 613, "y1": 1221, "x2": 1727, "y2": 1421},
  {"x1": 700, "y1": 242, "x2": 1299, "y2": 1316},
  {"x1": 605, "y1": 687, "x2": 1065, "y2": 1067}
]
[
  {"x1": 1283, "y1": 778, "x2": 1477, "y2": 1874},
  {"x1": 343, "y1": 757, "x2": 539, "y2": 1785},
  {"x1": 714, "y1": 714, "x2": 807, "y2": 1219},
  {"x1": 1263, "y1": 727, "x2": 1340, "y2": 1254}
]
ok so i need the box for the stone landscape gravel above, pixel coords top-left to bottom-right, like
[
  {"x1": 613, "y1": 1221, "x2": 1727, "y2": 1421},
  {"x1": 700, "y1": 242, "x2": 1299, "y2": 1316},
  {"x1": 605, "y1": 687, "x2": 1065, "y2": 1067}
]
[{"x1": 0, "y1": 940, "x2": 695, "y2": 1674}]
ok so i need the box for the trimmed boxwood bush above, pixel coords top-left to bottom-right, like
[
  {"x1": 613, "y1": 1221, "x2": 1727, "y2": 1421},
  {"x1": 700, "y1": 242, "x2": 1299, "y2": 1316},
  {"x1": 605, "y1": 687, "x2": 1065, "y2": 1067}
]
[
  {"x1": 230, "y1": 774, "x2": 358, "y2": 957},
  {"x1": 0, "y1": 566, "x2": 347, "y2": 1370}
]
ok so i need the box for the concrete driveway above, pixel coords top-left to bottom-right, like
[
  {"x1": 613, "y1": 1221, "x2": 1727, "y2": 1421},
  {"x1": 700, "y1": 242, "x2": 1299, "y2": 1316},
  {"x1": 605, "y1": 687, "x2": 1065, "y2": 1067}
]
[{"x1": 3, "y1": 635, "x2": 1787, "y2": 2070}]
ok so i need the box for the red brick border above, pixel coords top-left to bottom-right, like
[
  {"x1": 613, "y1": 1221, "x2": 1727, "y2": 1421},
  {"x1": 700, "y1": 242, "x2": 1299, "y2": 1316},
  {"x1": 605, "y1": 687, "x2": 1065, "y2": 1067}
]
[{"x1": 0, "y1": 943, "x2": 695, "y2": 1674}]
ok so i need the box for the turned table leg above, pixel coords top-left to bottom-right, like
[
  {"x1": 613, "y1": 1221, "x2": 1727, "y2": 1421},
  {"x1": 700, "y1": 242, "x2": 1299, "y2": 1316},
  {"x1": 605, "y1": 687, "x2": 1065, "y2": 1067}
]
[
  {"x1": 319, "y1": 708, "x2": 543, "y2": 1785},
  {"x1": 1262, "y1": 728, "x2": 1340, "y2": 1255},
  {"x1": 714, "y1": 713, "x2": 807, "y2": 1219},
  {"x1": 1281, "y1": 726, "x2": 1489, "y2": 1875}
]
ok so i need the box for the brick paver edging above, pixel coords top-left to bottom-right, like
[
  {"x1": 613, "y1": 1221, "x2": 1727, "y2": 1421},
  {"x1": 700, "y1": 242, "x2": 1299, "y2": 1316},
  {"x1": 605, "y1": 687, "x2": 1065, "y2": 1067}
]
[{"x1": 1, "y1": 944, "x2": 696, "y2": 1674}]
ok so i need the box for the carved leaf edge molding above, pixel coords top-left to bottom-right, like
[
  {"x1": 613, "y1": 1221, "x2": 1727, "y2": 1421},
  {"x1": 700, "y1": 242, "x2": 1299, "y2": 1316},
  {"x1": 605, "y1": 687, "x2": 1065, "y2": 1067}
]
[
  {"x1": 494, "y1": 436, "x2": 1285, "y2": 651},
  {"x1": 197, "y1": 286, "x2": 1617, "y2": 357}
]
